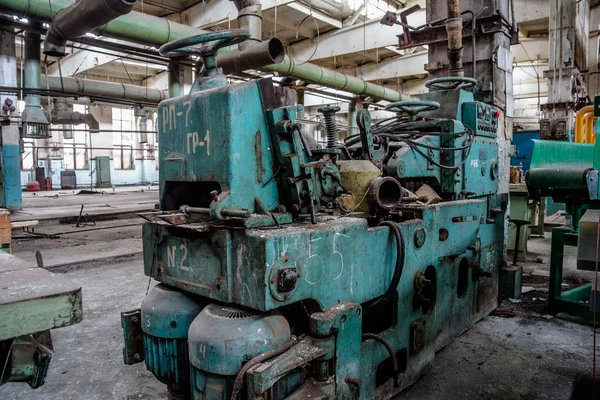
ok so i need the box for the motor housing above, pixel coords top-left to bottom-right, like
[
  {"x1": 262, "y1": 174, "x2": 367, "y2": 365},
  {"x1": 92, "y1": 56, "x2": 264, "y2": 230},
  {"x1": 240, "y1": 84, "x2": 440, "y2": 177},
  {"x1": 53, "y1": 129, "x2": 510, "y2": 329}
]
[
  {"x1": 188, "y1": 303, "x2": 291, "y2": 399},
  {"x1": 141, "y1": 284, "x2": 205, "y2": 398}
]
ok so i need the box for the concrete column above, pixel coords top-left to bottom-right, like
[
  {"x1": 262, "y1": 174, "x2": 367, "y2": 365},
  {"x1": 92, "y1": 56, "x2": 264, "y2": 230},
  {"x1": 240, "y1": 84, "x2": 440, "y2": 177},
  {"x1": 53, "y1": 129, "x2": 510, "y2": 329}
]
[{"x1": 0, "y1": 29, "x2": 22, "y2": 209}]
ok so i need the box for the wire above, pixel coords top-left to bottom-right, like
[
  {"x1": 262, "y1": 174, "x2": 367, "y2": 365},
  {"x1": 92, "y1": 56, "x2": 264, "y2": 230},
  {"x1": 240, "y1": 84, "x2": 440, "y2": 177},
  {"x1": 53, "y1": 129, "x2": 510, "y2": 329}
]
[
  {"x1": 363, "y1": 220, "x2": 405, "y2": 313},
  {"x1": 229, "y1": 336, "x2": 301, "y2": 400},
  {"x1": 362, "y1": 333, "x2": 400, "y2": 387},
  {"x1": 294, "y1": 13, "x2": 320, "y2": 65}
]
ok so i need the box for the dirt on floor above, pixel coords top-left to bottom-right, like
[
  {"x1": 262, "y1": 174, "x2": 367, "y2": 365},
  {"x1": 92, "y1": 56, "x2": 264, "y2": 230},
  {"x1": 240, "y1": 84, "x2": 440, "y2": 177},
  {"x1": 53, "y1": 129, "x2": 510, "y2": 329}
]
[{"x1": 0, "y1": 226, "x2": 597, "y2": 400}]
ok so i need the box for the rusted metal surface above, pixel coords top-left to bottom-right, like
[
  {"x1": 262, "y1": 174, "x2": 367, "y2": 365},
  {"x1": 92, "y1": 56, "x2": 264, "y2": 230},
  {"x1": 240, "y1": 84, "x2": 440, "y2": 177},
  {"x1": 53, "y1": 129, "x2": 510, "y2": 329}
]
[{"x1": 396, "y1": 14, "x2": 509, "y2": 52}]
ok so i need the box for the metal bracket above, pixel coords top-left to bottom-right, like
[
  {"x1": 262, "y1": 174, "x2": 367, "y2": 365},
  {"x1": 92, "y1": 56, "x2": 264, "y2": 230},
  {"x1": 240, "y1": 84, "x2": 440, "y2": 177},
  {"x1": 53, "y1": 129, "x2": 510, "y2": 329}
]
[{"x1": 121, "y1": 309, "x2": 144, "y2": 365}]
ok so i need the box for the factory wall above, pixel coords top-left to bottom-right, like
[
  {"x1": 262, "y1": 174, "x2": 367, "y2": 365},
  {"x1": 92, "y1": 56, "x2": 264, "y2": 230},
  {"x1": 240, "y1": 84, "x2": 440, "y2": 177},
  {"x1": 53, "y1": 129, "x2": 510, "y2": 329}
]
[{"x1": 20, "y1": 105, "x2": 158, "y2": 190}]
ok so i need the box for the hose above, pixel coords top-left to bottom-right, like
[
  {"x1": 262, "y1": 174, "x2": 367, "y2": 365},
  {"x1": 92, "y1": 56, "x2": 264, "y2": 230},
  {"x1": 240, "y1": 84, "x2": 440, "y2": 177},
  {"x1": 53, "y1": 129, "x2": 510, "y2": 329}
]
[
  {"x1": 364, "y1": 221, "x2": 405, "y2": 313},
  {"x1": 229, "y1": 336, "x2": 300, "y2": 400},
  {"x1": 362, "y1": 333, "x2": 400, "y2": 388}
]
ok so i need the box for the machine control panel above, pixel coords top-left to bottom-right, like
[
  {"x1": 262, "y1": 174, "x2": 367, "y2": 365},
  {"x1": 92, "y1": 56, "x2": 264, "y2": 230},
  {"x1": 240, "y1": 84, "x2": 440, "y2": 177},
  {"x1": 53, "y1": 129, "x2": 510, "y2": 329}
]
[{"x1": 462, "y1": 102, "x2": 499, "y2": 138}]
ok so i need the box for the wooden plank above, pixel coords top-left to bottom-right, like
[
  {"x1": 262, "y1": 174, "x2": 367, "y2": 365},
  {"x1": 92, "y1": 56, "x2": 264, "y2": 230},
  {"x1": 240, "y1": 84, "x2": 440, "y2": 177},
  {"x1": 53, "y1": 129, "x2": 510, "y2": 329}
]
[{"x1": 11, "y1": 220, "x2": 40, "y2": 229}]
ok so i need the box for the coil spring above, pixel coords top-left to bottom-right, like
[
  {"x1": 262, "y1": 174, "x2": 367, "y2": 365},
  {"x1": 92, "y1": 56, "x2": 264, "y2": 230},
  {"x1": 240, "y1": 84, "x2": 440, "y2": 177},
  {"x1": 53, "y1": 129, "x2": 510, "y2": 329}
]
[
  {"x1": 318, "y1": 106, "x2": 340, "y2": 149},
  {"x1": 324, "y1": 114, "x2": 338, "y2": 148}
]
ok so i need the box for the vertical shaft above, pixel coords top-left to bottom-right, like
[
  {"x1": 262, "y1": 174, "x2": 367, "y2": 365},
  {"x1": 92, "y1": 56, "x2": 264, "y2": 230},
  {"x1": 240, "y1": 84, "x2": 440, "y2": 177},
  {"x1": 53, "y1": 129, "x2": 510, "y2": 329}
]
[{"x1": 446, "y1": 0, "x2": 464, "y2": 77}]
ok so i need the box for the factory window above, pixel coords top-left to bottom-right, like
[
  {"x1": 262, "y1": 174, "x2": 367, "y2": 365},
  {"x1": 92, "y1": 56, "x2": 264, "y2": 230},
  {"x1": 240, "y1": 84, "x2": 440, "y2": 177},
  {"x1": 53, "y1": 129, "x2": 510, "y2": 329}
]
[
  {"x1": 21, "y1": 141, "x2": 34, "y2": 170},
  {"x1": 63, "y1": 104, "x2": 89, "y2": 170},
  {"x1": 112, "y1": 108, "x2": 134, "y2": 170}
]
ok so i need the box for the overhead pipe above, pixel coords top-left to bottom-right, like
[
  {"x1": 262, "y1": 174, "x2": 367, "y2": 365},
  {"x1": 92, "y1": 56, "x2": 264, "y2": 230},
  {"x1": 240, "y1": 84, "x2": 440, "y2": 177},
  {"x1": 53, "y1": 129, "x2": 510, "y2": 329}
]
[
  {"x1": 1, "y1": 0, "x2": 409, "y2": 102},
  {"x1": 217, "y1": 39, "x2": 285, "y2": 74},
  {"x1": 232, "y1": 0, "x2": 262, "y2": 50},
  {"x1": 52, "y1": 111, "x2": 100, "y2": 131},
  {"x1": 264, "y1": 56, "x2": 411, "y2": 101},
  {"x1": 446, "y1": 0, "x2": 464, "y2": 77},
  {"x1": 41, "y1": 76, "x2": 166, "y2": 103},
  {"x1": 51, "y1": 98, "x2": 99, "y2": 133},
  {"x1": 22, "y1": 29, "x2": 50, "y2": 132},
  {"x1": 43, "y1": 0, "x2": 136, "y2": 57}
]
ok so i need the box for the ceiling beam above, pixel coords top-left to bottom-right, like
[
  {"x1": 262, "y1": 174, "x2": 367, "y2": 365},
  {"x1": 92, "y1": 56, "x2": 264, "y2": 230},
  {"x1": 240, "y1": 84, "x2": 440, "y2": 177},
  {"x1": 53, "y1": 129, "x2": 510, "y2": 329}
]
[
  {"x1": 288, "y1": 6, "x2": 425, "y2": 61},
  {"x1": 47, "y1": 48, "x2": 120, "y2": 77},
  {"x1": 287, "y1": 2, "x2": 342, "y2": 28},
  {"x1": 184, "y1": 0, "x2": 296, "y2": 28},
  {"x1": 263, "y1": 12, "x2": 317, "y2": 39},
  {"x1": 355, "y1": 51, "x2": 428, "y2": 81}
]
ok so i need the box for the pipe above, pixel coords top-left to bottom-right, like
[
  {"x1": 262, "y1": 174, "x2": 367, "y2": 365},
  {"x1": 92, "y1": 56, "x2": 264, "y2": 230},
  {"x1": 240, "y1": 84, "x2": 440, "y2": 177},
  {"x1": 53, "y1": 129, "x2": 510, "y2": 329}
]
[
  {"x1": 584, "y1": 112, "x2": 596, "y2": 144},
  {"x1": 41, "y1": 76, "x2": 166, "y2": 103},
  {"x1": 52, "y1": 111, "x2": 100, "y2": 132},
  {"x1": 22, "y1": 29, "x2": 50, "y2": 129},
  {"x1": 575, "y1": 105, "x2": 593, "y2": 143},
  {"x1": 347, "y1": 97, "x2": 359, "y2": 134},
  {"x1": 51, "y1": 97, "x2": 99, "y2": 132},
  {"x1": 43, "y1": 0, "x2": 136, "y2": 57},
  {"x1": 168, "y1": 60, "x2": 181, "y2": 98},
  {"x1": 264, "y1": 56, "x2": 411, "y2": 102},
  {"x1": 234, "y1": 1, "x2": 262, "y2": 50},
  {"x1": 0, "y1": 0, "x2": 409, "y2": 102},
  {"x1": 216, "y1": 39, "x2": 285, "y2": 75},
  {"x1": 296, "y1": 89, "x2": 305, "y2": 119},
  {"x1": 446, "y1": 0, "x2": 464, "y2": 77}
]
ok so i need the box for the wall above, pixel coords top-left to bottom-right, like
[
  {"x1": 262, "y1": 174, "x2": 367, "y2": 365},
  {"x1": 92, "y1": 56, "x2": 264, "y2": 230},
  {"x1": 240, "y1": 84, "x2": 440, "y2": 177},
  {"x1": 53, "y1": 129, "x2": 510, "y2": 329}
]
[{"x1": 20, "y1": 105, "x2": 159, "y2": 189}]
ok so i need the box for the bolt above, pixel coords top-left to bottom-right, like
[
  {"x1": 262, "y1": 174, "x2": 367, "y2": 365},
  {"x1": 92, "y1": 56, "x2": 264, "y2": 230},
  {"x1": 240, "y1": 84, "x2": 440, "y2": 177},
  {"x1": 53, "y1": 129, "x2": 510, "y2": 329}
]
[
  {"x1": 210, "y1": 190, "x2": 219, "y2": 202},
  {"x1": 133, "y1": 353, "x2": 142, "y2": 362},
  {"x1": 131, "y1": 316, "x2": 140, "y2": 325}
]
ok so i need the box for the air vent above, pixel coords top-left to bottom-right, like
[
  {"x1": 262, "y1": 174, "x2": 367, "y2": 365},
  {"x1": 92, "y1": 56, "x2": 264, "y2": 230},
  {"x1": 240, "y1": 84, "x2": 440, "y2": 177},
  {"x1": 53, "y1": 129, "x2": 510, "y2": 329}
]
[{"x1": 210, "y1": 306, "x2": 256, "y2": 319}]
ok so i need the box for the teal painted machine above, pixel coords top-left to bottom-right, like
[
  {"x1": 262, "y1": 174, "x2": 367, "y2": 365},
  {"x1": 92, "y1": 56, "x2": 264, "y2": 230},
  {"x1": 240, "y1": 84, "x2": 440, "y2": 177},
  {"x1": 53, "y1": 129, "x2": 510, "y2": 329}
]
[
  {"x1": 526, "y1": 97, "x2": 600, "y2": 320},
  {"x1": 122, "y1": 30, "x2": 506, "y2": 399}
]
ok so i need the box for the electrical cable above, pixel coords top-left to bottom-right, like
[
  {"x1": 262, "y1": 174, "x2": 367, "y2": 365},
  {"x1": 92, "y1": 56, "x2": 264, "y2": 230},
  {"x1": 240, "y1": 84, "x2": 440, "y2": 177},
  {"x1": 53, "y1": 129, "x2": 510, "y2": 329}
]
[
  {"x1": 363, "y1": 220, "x2": 405, "y2": 313},
  {"x1": 229, "y1": 335, "x2": 301, "y2": 400},
  {"x1": 362, "y1": 333, "x2": 400, "y2": 387},
  {"x1": 345, "y1": 115, "x2": 475, "y2": 170}
]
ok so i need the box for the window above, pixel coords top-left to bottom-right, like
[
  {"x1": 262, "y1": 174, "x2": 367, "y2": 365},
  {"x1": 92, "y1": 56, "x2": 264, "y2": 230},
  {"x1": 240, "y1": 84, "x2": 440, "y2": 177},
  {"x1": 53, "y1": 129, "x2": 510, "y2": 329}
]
[
  {"x1": 112, "y1": 107, "x2": 135, "y2": 169},
  {"x1": 21, "y1": 140, "x2": 34, "y2": 170},
  {"x1": 63, "y1": 104, "x2": 89, "y2": 170}
]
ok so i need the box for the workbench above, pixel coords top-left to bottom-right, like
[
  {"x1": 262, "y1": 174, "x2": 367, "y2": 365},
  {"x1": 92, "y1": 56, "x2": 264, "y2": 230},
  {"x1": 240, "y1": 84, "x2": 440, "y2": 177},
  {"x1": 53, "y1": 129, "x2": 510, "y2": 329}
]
[{"x1": 0, "y1": 251, "x2": 82, "y2": 387}]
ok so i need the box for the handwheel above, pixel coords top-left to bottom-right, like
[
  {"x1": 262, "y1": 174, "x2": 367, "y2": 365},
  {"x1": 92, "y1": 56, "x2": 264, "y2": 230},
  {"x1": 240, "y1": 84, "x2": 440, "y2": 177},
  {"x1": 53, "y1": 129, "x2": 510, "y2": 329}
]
[
  {"x1": 385, "y1": 100, "x2": 440, "y2": 116},
  {"x1": 425, "y1": 77, "x2": 477, "y2": 91},
  {"x1": 159, "y1": 29, "x2": 250, "y2": 76}
]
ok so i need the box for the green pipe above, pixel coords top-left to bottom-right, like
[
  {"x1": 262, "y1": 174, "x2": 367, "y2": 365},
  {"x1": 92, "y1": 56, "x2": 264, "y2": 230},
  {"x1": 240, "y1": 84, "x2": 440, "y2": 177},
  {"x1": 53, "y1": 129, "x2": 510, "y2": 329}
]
[
  {"x1": 0, "y1": 0, "x2": 410, "y2": 102},
  {"x1": 24, "y1": 30, "x2": 41, "y2": 107},
  {"x1": 265, "y1": 56, "x2": 411, "y2": 102}
]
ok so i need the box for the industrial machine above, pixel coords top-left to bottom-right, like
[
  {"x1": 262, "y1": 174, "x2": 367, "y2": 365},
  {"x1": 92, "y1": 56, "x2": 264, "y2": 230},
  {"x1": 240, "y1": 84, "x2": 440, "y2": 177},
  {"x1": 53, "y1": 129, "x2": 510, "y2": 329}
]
[
  {"x1": 526, "y1": 97, "x2": 600, "y2": 320},
  {"x1": 121, "y1": 29, "x2": 506, "y2": 399}
]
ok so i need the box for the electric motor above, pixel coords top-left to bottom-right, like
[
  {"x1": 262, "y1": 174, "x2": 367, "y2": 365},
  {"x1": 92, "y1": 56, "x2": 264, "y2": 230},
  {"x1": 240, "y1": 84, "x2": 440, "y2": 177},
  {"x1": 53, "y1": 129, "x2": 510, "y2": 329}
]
[
  {"x1": 188, "y1": 304, "x2": 291, "y2": 399},
  {"x1": 141, "y1": 284, "x2": 205, "y2": 399}
]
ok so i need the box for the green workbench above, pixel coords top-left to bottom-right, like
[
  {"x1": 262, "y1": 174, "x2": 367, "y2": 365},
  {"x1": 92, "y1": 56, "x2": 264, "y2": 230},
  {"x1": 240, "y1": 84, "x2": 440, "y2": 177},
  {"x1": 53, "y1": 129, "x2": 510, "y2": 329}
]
[{"x1": 0, "y1": 252, "x2": 83, "y2": 387}]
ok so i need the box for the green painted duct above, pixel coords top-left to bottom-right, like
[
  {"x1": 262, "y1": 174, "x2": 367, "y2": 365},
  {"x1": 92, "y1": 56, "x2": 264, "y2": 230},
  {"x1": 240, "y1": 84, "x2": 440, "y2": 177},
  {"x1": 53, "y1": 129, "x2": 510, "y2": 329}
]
[{"x1": 0, "y1": 0, "x2": 410, "y2": 102}]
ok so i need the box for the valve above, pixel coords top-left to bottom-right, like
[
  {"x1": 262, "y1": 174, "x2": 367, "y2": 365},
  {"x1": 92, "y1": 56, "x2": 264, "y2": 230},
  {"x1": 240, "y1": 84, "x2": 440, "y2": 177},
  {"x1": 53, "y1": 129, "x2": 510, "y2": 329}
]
[
  {"x1": 159, "y1": 29, "x2": 250, "y2": 77},
  {"x1": 385, "y1": 100, "x2": 440, "y2": 121},
  {"x1": 318, "y1": 106, "x2": 341, "y2": 149},
  {"x1": 425, "y1": 77, "x2": 477, "y2": 91}
]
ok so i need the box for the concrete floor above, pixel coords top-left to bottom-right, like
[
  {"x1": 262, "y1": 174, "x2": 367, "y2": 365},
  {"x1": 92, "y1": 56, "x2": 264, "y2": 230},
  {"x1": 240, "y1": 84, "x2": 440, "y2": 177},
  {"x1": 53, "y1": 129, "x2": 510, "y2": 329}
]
[
  {"x1": 0, "y1": 208, "x2": 596, "y2": 399},
  {"x1": 12, "y1": 185, "x2": 158, "y2": 223}
]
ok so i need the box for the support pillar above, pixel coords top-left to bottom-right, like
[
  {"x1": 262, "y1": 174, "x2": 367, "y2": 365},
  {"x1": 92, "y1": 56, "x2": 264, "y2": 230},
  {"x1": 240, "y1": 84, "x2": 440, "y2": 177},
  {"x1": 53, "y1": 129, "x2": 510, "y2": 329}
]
[{"x1": 0, "y1": 28, "x2": 22, "y2": 210}]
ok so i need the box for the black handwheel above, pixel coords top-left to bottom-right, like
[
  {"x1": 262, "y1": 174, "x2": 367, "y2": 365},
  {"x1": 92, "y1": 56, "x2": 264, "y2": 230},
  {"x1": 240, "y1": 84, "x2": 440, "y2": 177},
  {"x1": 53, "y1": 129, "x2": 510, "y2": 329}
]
[
  {"x1": 385, "y1": 100, "x2": 440, "y2": 116},
  {"x1": 425, "y1": 77, "x2": 477, "y2": 91},
  {"x1": 159, "y1": 29, "x2": 250, "y2": 76}
]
